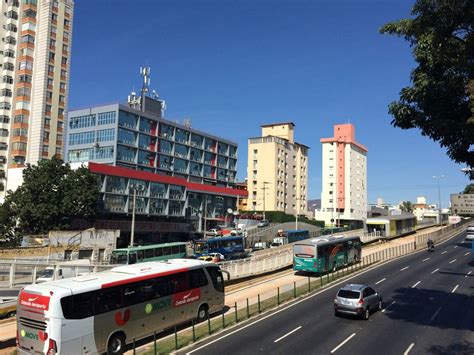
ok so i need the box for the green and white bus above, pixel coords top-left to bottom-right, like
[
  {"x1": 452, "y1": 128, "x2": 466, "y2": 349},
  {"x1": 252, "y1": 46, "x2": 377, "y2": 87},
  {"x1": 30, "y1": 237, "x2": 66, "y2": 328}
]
[
  {"x1": 17, "y1": 259, "x2": 225, "y2": 355},
  {"x1": 293, "y1": 235, "x2": 361, "y2": 273},
  {"x1": 110, "y1": 242, "x2": 187, "y2": 265}
]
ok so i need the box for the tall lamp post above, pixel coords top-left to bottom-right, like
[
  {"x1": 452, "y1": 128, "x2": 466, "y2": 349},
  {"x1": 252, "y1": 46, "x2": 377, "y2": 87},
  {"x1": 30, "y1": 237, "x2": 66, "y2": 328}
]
[
  {"x1": 130, "y1": 183, "x2": 145, "y2": 247},
  {"x1": 261, "y1": 181, "x2": 270, "y2": 221},
  {"x1": 433, "y1": 175, "x2": 444, "y2": 226}
]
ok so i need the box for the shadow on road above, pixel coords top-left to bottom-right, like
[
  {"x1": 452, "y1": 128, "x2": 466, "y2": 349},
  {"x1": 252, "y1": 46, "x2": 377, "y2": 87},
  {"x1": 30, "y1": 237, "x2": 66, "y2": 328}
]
[
  {"x1": 427, "y1": 340, "x2": 474, "y2": 355},
  {"x1": 384, "y1": 286, "x2": 474, "y2": 331}
]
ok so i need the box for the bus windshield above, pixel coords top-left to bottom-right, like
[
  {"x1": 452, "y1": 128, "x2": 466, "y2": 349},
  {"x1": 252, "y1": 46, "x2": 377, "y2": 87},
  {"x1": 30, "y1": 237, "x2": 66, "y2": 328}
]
[
  {"x1": 110, "y1": 251, "x2": 128, "y2": 265},
  {"x1": 294, "y1": 244, "x2": 316, "y2": 258},
  {"x1": 38, "y1": 268, "x2": 54, "y2": 278}
]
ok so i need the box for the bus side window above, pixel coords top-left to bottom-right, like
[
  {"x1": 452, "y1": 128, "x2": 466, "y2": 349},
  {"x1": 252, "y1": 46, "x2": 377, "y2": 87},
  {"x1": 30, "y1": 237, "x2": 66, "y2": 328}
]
[
  {"x1": 205, "y1": 266, "x2": 224, "y2": 292},
  {"x1": 163, "y1": 247, "x2": 171, "y2": 256},
  {"x1": 137, "y1": 250, "x2": 144, "y2": 261},
  {"x1": 180, "y1": 245, "x2": 186, "y2": 254},
  {"x1": 170, "y1": 272, "x2": 190, "y2": 293},
  {"x1": 154, "y1": 276, "x2": 171, "y2": 298},
  {"x1": 145, "y1": 248, "x2": 154, "y2": 259},
  {"x1": 172, "y1": 245, "x2": 179, "y2": 254},
  {"x1": 190, "y1": 269, "x2": 208, "y2": 288},
  {"x1": 155, "y1": 247, "x2": 164, "y2": 257},
  {"x1": 129, "y1": 252, "x2": 137, "y2": 265}
]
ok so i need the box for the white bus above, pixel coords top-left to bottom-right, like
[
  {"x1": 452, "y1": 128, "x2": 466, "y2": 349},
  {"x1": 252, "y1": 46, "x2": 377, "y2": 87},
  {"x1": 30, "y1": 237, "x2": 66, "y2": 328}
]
[{"x1": 17, "y1": 259, "x2": 225, "y2": 355}]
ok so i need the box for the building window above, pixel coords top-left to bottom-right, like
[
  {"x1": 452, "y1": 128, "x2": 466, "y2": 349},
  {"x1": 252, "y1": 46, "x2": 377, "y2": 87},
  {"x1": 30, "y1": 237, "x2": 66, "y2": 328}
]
[
  {"x1": 97, "y1": 111, "x2": 116, "y2": 125},
  {"x1": 69, "y1": 114, "x2": 96, "y2": 129},
  {"x1": 68, "y1": 148, "x2": 94, "y2": 163},
  {"x1": 51, "y1": 13, "x2": 57, "y2": 21},
  {"x1": 95, "y1": 146, "x2": 114, "y2": 160},
  {"x1": 59, "y1": 95, "x2": 65, "y2": 103},
  {"x1": 46, "y1": 91, "x2": 53, "y2": 99},
  {"x1": 69, "y1": 131, "x2": 95, "y2": 145},
  {"x1": 20, "y1": 74, "x2": 32, "y2": 83},
  {"x1": 49, "y1": 52, "x2": 55, "y2": 61},
  {"x1": 19, "y1": 60, "x2": 33, "y2": 71},
  {"x1": 4, "y1": 63, "x2": 14, "y2": 71},
  {"x1": 12, "y1": 142, "x2": 27, "y2": 151},
  {"x1": 1, "y1": 89, "x2": 12, "y2": 97},
  {"x1": 58, "y1": 108, "x2": 64, "y2": 117},
  {"x1": 59, "y1": 82, "x2": 66, "y2": 90},
  {"x1": 61, "y1": 69, "x2": 67, "y2": 78},
  {"x1": 45, "y1": 104, "x2": 52, "y2": 113},
  {"x1": 64, "y1": 19, "x2": 70, "y2": 27},
  {"x1": 61, "y1": 57, "x2": 67, "y2": 66},
  {"x1": 96, "y1": 128, "x2": 114, "y2": 142},
  {"x1": 12, "y1": 128, "x2": 28, "y2": 137},
  {"x1": 4, "y1": 50, "x2": 15, "y2": 58},
  {"x1": 3, "y1": 76, "x2": 13, "y2": 84},
  {"x1": 21, "y1": 34, "x2": 35, "y2": 44},
  {"x1": 16, "y1": 87, "x2": 30, "y2": 97}
]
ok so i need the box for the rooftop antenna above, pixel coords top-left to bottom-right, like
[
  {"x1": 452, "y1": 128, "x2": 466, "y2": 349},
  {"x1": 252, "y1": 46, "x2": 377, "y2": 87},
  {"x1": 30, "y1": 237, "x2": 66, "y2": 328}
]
[{"x1": 140, "y1": 66, "x2": 150, "y2": 96}]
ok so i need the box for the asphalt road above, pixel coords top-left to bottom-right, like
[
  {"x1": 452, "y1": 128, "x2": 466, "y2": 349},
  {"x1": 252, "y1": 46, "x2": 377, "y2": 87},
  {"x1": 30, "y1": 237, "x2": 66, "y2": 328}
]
[{"x1": 185, "y1": 230, "x2": 474, "y2": 355}]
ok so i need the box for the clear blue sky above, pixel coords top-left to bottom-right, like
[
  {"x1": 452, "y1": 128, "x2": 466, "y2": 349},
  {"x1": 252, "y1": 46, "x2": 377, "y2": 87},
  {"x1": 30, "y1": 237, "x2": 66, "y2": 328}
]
[{"x1": 68, "y1": 0, "x2": 470, "y2": 208}]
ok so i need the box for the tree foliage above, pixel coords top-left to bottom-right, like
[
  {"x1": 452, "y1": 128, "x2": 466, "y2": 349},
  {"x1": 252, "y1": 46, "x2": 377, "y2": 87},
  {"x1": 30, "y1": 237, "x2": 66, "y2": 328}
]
[
  {"x1": 463, "y1": 183, "x2": 474, "y2": 194},
  {"x1": 380, "y1": 0, "x2": 474, "y2": 169},
  {"x1": 400, "y1": 200, "x2": 414, "y2": 213},
  {"x1": 1, "y1": 157, "x2": 100, "y2": 237}
]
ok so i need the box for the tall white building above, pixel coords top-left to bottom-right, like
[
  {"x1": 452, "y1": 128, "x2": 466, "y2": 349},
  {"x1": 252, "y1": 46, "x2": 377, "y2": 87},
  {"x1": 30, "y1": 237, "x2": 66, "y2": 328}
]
[
  {"x1": 315, "y1": 124, "x2": 367, "y2": 228},
  {"x1": 0, "y1": 0, "x2": 74, "y2": 196}
]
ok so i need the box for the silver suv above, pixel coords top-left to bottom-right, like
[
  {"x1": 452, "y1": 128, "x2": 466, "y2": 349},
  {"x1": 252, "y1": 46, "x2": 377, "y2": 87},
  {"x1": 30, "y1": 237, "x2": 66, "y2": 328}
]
[{"x1": 334, "y1": 284, "x2": 382, "y2": 320}]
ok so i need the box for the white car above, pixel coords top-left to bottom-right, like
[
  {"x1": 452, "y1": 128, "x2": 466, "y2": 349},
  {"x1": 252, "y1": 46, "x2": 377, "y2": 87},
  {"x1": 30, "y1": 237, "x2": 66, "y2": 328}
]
[{"x1": 465, "y1": 233, "x2": 474, "y2": 241}]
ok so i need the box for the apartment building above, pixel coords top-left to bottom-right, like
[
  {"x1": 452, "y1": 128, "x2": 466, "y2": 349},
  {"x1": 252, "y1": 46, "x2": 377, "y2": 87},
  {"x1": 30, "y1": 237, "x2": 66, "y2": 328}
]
[
  {"x1": 246, "y1": 122, "x2": 309, "y2": 216},
  {"x1": 0, "y1": 0, "x2": 73, "y2": 195},
  {"x1": 315, "y1": 124, "x2": 367, "y2": 228}
]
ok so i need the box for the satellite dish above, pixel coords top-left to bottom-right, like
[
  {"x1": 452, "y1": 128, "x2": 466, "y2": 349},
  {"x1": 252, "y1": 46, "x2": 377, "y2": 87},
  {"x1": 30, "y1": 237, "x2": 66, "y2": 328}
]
[{"x1": 227, "y1": 208, "x2": 233, "y2": 214}]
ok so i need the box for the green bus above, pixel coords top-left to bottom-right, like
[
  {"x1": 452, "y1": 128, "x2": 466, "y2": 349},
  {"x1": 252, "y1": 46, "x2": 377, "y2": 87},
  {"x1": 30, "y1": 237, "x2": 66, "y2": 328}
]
[
  {"x1": 293, "y1": 235, "x2": 361, "y2": 273},
  {"x1": 110, "y1": 242, "x2": 188, "y2": 265}
]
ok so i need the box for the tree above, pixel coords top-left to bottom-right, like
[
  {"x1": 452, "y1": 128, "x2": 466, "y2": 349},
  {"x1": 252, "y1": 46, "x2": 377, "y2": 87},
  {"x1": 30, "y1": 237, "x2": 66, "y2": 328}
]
[
  {"x1": 463, "y1": 183, "x2": 474, "y2": 194},
  {"x1": 0, "y1": 196, "x2": 17, "y2": 244},
  {"x1": 400, "y1": 201, "x2": 414, "y2": 213},
  {"x1": 380, "y1": 0, "x2": 474, "y2": 169},
  {"x1": 8, "y1": 157, "x2": 100, "y2": 235}
]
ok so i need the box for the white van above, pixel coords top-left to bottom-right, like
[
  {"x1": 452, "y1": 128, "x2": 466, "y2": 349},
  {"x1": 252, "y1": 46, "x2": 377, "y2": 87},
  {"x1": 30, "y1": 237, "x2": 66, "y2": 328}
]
[{"x1": 36, "y1": 260, "x2": 91, "y2": 283}]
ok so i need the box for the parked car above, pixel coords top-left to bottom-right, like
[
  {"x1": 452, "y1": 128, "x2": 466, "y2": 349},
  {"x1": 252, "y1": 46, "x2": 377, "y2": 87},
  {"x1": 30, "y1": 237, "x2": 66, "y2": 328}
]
[
  {"x1": 465, "y1": 233, "x2": 474, "y2": 241},
  {"x1": 206, "y1": 229, "x2": 223, "y2": 237},
  {"x1": 334, "y1": 284, "x2": 382, "y2": 320},
  {"x1": 257, "y1": 220, "x2": 270, "y2": 228},
  {"x1": 198, "y1": 253, "x2": 225, "y2": 263}
]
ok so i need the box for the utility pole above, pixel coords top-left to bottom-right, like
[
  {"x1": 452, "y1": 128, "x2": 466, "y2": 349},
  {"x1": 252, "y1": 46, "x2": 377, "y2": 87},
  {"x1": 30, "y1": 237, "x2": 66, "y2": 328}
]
[
  {"x1": 129, "y1": 183, "x2": 144, "y2": 247},
  {"x1": 203, "y1": 197, "x2": 208, "y2": 233},
  {"x1": 433, "y1": 175, "x2": 444, "y2": 225}
]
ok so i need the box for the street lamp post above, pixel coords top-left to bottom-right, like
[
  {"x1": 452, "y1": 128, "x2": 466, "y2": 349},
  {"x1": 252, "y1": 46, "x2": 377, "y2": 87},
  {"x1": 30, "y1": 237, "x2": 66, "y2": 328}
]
[
  {"x1": 261, "y1": 181, "x2": 270, "y2": 221},
  {"x1": 130, "y1": 183, "x2": 145, "y2": 247},
  {"x1": 433, "y1": 175, "x2": 444, "y2": 226}
]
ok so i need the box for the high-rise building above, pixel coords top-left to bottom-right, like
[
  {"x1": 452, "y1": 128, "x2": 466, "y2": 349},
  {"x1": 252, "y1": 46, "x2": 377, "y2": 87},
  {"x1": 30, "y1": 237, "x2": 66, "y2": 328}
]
[
  {"x1": 246, "y1": 122, "x2": 309, "y2": 216},
  {"x1": 315, "y1": 124, "x2": 367, "y2": 228},
  {"x1": 0, "y1": 0, "x2": 74, "y2": 196}
]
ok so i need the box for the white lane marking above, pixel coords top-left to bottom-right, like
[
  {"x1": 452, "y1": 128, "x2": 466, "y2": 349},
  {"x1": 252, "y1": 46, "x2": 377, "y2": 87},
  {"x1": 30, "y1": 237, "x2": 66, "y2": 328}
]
[
  {"x1": 454, "y1": 245, "x2": 458, "y2": 248},
  {"x1": 422, "y1": 257, "x2": 430, "y2": 262},
  {"x1": 431, "y1": 268, "x2": 439, "y2": 274},
  {"x1": 404, "y1": 343, "x2": 415, "y2": 355},
  {"x1": 375, "y1": 278, "x2": 386, "y2": 285},
  {"x1": 466, "y1": 271, "x2": 472, "y2": 278},
  {"x1": 381, "y1": 301, "x2": 396, "y2": 313},
  {"x1": 330, "y1": 333, "x2": 356, "y2": 354},
  {"x1": 451, "y1": 285, "x2": 459, "y2": 293},
  {"x1": 274, "y1": 326, "x2": 302, "y2": 343},
  {"x1": 430, "y1": 307, "x2": 442, "y2": 322},
  {"x1": 400, "y1": 266, "x2": 409, "y2": 271},
  {"x1": 449, "y1": 259, "x2": 457, "y2": 264},
  {"x1": 465, "y1": 252, "x2": 470, "y2": 256},
  {"x1": 412, "y1": 281, "x2": 421, "y2": 288},
  {"x1": 441, "y1": 251, "x2": 447, "y2": 254}
]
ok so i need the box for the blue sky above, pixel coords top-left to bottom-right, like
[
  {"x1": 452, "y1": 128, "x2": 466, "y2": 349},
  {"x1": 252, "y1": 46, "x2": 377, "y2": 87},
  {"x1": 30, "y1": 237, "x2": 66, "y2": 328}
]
[{"x1": 68, "y1": 0, "x2": 470, "y2": 208}]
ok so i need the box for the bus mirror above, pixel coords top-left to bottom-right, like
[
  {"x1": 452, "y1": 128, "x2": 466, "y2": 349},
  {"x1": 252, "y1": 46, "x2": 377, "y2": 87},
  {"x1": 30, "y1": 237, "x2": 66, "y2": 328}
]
[{"x1": 221, "y1": 269, "x2": 230, "y2": 281}]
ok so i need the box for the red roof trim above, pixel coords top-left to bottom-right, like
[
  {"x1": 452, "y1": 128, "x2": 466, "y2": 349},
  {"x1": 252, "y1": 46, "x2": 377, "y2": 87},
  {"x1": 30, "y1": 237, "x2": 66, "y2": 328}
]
[{"x1": 89, "y1": 163, "x2": 248, "y2": 197}]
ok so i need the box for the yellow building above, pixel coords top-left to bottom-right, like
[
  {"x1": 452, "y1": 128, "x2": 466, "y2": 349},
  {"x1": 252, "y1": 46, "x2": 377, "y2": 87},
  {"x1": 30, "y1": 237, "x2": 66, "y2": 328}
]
[{"x1": 246, "y1": 122, "x2": 309, "y2": 216}]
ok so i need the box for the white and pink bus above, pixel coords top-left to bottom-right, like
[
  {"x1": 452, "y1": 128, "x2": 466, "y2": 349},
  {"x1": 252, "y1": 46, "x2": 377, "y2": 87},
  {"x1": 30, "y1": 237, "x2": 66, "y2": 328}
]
[{"x1": 17, "y1": 259, "x2": 225, "y2": 354}]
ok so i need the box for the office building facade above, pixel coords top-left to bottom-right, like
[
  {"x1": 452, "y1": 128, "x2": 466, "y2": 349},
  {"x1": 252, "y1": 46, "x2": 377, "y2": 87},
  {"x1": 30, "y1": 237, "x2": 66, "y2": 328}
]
[
  {"x1": 66, "y1": 99, "x2": 245, "y2": 239},
  {"x1": 315, "y1": 124, "x2": 367, "y2": 228},
  {"x1": 246, "y1": 122, "x2": 309, "y2": 216},
  {"x1": 0, "y1": 0, "x2": 73, "y2": 196}
]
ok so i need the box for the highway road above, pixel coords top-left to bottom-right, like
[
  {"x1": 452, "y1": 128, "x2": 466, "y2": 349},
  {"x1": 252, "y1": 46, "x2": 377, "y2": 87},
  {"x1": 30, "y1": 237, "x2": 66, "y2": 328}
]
[{"x1": 185, "y1": 230, "x2": 474, "y2": 355}]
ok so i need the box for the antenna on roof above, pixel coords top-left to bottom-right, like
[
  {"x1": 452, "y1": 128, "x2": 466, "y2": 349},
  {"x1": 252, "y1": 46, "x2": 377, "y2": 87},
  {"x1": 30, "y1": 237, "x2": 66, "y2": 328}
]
[{"x1": 140, "y1": 66, "x2": 151, "y2": 96}]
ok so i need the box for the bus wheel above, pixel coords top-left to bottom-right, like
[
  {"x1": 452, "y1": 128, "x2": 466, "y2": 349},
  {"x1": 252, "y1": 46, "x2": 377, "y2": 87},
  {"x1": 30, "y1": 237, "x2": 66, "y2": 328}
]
[
  {"x1": 6, "y1": 311, "x2": 15, "y2": 318},
  {"x1": 197, "y1": 304, "x2": 209, "y2": 322},
  {"x1": 107, "y1": 333, "x2": 126, "y2": 355}
]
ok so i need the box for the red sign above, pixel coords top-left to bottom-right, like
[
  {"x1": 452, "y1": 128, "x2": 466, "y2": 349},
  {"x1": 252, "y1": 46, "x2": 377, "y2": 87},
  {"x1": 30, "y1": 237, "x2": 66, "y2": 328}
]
[
  {"x1": 173, "y1": 288, "x2": 201, "y2": 307},
  {"x1": 114, "y1": 309, "x2": 131, "y2": 327},
  {"x1": 19, "y1": 292, "x2": 50, "y2": 311}
]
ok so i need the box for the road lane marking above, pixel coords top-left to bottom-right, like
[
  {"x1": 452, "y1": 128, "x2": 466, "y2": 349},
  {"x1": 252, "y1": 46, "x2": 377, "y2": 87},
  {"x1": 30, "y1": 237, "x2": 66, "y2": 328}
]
[
  {"x1": 430, "y1": 307, "x2": 442, "y2": 322},
  {"x1": 381, "y1": 301, "x2": 396, "y2": 313},
  {"x1": 466, "y1": 271, "x2": 472, "y2": 278},
  {"x1": 451, "y1": 285, "x2": 459, "y2": 293},
  {"x1": 412, "y1": 281, "x2": 421, "y2": 288},
  {"x1": 400, "y1": 266, "x2": 409, "y2": 271},
  {"x1": 330, "y1": 333, "x2": 356, "y2": 354},
  {"x1": 431, "y1": 268, "x2": 439, "y2": 274},
  {"x1": 449, "y1": 259, "x2": 457, "y2": 264},
  {"x1": 441, "y1": 251, "x2": 447, "y2": 254},
  {"x1": 375, "y1": 278, "x2": 386, "y2": 285},
  {"x1": 422, "y1": 257, "x2": 430, "y2": 262},
  {"x1": 454, "y1": 245, "x2": 458, "y2": 248},
  {"x1": 404, "y1": 343, "x2": 415, "y2": 355},
  {"x1": 465, "y1": 252, "x2": 470, "y2": 256},
  {"x1": 274, "y1": 326, "x2": 302, "y2": 343}
]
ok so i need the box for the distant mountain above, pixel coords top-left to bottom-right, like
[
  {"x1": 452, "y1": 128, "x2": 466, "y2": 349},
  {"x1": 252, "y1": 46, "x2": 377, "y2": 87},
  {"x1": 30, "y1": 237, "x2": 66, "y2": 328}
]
[{"x1": 307, "y1": 199, "x2": 321, "y2": 212}]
